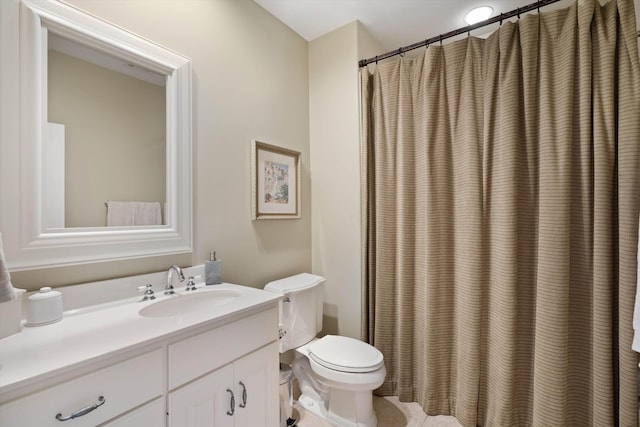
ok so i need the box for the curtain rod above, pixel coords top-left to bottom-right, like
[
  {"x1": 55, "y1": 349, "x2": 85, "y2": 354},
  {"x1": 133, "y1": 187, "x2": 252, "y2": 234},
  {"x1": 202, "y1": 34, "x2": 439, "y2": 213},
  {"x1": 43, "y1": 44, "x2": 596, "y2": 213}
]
[{"x1": 359, "y1": 0, "x2": 566, "y2": 68}]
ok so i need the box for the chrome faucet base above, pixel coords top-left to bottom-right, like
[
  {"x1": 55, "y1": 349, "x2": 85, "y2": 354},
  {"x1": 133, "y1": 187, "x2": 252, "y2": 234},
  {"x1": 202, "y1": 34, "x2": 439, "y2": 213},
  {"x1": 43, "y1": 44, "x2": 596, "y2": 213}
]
[
  {"x1": 185, "y1": 276, "x2": 197, "y2": 291},
  {"x1": 137, "y1": 284, "x2": 156, "y2": 301}
]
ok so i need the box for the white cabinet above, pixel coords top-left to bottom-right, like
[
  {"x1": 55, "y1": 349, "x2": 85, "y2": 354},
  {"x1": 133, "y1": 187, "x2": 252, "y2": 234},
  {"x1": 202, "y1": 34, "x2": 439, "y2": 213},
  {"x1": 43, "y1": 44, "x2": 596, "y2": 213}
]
[
  {"x1": 168, "y1": 343, "x2": 279, "y2": 427},
  {"x1": 0, "y1": 350, "x2": 163, "y2": 427},
  {"x1": 168, "y1": 364, "x2": 235, "y2": 427},
  {"x1": 167, "y1": 308, "x2": 278, "y2": 390},
  {"x1": 167, "y1": 308, "x2": 280, "y2": 427},
  {"x1": 101, "y1": 398, "x2": 166, "y2": 427},
  {"x1": 233, "y1": 343, "x2": 279, "y2": 427},
  {"x1": 0, "y1": 305, "x2": 279, "y2": 427}
]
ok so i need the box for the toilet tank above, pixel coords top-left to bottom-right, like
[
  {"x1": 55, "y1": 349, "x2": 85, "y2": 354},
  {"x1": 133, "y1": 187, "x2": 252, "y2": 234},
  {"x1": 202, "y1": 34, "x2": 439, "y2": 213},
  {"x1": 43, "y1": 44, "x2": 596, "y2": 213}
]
[{"x1": 264, "y1": 273, "x2": 325, "y2": 353}]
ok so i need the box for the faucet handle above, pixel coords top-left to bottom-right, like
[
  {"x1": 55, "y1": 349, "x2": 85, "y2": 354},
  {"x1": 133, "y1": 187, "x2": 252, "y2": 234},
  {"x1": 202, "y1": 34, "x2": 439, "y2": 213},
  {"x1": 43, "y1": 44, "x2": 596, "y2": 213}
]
[
  {"x1": 137, "y1": 284, "x2": 156, "y2": 301},
  {"x1": 185, "y1": 276, "x2": 197, "y2": 291}
]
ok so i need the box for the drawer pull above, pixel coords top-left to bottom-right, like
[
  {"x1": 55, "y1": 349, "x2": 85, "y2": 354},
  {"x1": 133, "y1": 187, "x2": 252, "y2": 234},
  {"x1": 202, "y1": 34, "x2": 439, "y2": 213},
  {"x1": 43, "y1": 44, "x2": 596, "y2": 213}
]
[
  {"x1": 239, "y1": 381, "x2": 247, "y2": 408},
  {"x1": 55, "y1": 396, "x2": 105, "y2": 421},
  {"x1": 226, "y1": 389, "x2": 235, "y2": 416}
]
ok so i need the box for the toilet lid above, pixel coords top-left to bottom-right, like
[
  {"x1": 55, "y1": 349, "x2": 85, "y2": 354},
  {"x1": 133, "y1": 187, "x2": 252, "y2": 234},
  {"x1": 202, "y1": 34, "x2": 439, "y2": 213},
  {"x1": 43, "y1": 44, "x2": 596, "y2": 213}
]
[{"x1": 308, "y1": 335, "x2": 384, "y2": 373}]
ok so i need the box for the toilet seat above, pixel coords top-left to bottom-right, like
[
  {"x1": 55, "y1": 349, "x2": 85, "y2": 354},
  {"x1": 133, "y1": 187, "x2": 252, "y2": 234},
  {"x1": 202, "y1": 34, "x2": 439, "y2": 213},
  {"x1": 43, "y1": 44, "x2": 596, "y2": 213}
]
[{"x1": 308, "y1": 335, "x2": 384, "y2": 373}]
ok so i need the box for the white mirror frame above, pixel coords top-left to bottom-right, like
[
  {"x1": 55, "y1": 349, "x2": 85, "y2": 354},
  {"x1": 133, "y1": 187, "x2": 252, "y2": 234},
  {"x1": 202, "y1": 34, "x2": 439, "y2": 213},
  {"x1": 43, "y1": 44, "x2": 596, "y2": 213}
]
[{"x1": 0, "y1": 0, "x2": 192, "y2": 270}]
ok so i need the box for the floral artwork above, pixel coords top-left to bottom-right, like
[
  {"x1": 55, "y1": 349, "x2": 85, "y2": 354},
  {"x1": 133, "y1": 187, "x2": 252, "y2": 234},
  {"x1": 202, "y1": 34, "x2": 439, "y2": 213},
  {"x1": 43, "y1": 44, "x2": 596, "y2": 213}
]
[
  {"x1": 263, "y1": 161, "x2": 289, "y2": 204},
  {"x1": 251, "y1": 140, "x2": 300, "y2": 219}
]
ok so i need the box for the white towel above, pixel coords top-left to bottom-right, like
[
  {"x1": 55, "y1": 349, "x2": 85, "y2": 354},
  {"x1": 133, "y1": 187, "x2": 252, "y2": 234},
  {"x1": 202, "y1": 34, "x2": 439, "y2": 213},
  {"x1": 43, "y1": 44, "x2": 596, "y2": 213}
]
[
  {"x1": 132, "y1": 201, "x2": 162, "y2": 225},
  {"x1": 632, "y1": 215, "x2": 640, "y2": 352},
  {"x1": 106, "y1": 201, "x2": 134, "y2": 226},
  {"x1": 0, "y1": 233, "x2": 16, "y2": 303},
  {"x1": 107, "y1": 201, "x2": 162, "y2": 226}
]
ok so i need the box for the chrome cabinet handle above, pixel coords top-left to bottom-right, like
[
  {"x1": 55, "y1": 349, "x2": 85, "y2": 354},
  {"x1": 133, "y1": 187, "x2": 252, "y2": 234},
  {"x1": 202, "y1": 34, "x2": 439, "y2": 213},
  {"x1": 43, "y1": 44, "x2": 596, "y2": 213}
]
[
  {"x1": 239, "y1": 381, "x2": 247, "y2": 408},
  {"x1": 55, "y1": 396, "x2": 105, "y2": 421},
  {"x1": 226, "y1": 389, "x2": 235, "y2": 416}
]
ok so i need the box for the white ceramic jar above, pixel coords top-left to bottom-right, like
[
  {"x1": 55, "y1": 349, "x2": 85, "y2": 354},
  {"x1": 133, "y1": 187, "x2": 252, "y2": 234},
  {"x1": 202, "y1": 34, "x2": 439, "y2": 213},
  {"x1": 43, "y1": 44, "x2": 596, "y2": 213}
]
[{"x1": 26, "y1": 287, "x2": 63, "y2": 326}]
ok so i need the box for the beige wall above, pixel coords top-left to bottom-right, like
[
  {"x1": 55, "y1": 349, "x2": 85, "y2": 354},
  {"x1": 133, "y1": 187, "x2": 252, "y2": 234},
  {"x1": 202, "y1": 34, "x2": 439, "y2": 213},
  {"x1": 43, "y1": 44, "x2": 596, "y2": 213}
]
[
  {"x1": 11, "y1": 0, "x2": 311, "y2": 291},
  {"x1": 48, "y1": 50, "x2": 166, "y2": 228},
  {"x1": 308, "y1": 22, "x2": 382, "y2": 339}
]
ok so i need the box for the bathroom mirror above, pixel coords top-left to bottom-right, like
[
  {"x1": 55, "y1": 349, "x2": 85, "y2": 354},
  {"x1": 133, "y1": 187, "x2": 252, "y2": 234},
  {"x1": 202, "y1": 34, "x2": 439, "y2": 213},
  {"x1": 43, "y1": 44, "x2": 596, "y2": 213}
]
[
  {"x1": 0, "y1": 0, "x2": 192, "y2": 270},
  {"x1": 48, "y1": 33, "x2": 167, "y2": 228}
]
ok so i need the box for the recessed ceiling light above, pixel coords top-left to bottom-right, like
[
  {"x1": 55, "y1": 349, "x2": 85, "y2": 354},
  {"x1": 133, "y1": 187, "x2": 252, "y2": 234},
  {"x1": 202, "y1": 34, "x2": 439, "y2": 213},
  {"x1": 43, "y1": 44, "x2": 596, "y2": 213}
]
[{"x1": 464, "y1": 6, "x2": 493, "y2": 25}]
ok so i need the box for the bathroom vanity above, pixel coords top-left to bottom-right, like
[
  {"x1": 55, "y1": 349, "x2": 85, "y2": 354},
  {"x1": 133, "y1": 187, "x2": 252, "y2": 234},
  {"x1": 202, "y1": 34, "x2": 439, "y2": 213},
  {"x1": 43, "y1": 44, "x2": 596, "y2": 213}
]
[
  {"x1": 0, "y1": 1, "x2": 284, "y2": 424},
  {"x1": 0, "y1": 279, "x2": 281, "y2": 427}
]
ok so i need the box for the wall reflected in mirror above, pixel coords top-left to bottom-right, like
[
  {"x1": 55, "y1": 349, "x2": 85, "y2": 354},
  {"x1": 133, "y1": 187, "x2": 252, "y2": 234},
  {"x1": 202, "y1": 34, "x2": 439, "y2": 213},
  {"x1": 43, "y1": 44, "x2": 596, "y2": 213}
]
[{"x1": 47, "y1": 33, "x2": 166, "y2": 228}]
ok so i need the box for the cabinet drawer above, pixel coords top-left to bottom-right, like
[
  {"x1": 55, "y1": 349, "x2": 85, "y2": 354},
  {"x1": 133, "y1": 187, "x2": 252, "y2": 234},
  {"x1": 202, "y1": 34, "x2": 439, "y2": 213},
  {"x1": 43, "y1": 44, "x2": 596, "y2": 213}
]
[
  {"x1": 168, "y1": 307, "x2": 278, "y2": 389},
  {"x1": 0, "y1": 349, "x2": 163, "y2": 427},
  {"x1": 100, "y1": 397, "x2": 165, "y2": 427}
]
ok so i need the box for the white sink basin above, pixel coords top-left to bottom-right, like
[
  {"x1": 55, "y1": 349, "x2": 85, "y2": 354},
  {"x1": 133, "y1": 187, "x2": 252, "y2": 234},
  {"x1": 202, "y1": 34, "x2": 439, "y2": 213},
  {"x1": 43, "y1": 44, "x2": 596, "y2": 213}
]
[{"x1": 139, "y1": 289, "x2": 241, "y2": 318}]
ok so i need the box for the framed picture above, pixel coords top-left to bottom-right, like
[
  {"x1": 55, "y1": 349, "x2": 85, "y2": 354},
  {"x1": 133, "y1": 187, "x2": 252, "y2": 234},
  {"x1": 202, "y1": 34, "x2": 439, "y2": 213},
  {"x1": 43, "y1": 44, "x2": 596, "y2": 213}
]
[{"x1": 251, "y1": 140, "x2": 301, "y2": 220}]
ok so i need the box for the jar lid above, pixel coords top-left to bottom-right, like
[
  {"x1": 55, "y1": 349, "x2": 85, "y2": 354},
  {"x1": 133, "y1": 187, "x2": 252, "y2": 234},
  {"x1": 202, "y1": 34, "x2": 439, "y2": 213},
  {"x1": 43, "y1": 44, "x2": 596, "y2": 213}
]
[{"x1": 28, "y1": 286, "x2": 61, "y2": 301}]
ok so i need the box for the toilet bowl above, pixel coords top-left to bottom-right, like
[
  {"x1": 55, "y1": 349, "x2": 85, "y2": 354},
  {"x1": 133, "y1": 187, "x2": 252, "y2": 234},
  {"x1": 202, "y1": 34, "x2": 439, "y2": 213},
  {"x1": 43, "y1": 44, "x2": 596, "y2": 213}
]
[
  {"x1": 294, "y1": 336, "x2": 386, "y2": 427},
  {"x1": 264, "y1": 273, "x2": 386, "y2": 427},
  {"x1": 301, "y1": 335, "x2": 385, "y2": 387}
]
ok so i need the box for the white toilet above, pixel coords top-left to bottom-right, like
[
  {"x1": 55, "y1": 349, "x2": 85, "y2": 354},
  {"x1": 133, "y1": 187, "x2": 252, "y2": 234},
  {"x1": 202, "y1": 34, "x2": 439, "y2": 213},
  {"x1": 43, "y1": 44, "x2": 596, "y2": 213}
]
[{"x1": 264, "y1": 273, "x2": 386, "y2": 427}]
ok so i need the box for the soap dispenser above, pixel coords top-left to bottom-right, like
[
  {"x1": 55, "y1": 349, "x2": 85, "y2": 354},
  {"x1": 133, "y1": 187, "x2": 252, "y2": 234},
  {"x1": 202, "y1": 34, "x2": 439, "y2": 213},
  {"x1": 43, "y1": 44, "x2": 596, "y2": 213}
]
[{"x1": 205, "y1": 251, "x2": 222, "y2": 285}]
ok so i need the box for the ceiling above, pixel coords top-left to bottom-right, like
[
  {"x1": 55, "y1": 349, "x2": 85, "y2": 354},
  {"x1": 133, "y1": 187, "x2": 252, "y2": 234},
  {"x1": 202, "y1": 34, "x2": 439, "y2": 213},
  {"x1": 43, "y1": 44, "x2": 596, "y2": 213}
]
[{"x1": 254, "y1": 0, "x2": 640, "y2": 55}]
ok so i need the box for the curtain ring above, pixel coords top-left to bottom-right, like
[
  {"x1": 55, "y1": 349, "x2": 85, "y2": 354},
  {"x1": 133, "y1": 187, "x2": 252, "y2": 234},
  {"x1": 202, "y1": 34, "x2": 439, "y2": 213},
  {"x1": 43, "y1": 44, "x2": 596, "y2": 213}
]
[
  {"x1": 537, "y1": 0, "x2": 541, "y2": 13},
  {"x1": 439, "y1": 35, "x2": 443, "y2": 45},
  {"x1": 499, "y1": 13, "x2": 503, "y2": 26},
  {"x1": 398, "y1": 47, "x2": 404, "y2": 57},
  {"x1": 375, "y1": 55, "x2": 378, "y2": 64},
  {"x1": 517, "y1": 7, "x2": 520, "y2": 19}
]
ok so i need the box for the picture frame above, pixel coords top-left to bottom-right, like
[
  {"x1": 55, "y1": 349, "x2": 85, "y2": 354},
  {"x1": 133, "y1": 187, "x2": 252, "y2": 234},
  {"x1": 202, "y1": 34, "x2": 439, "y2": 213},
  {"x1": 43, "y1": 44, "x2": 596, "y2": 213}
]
[{"x1": 251, "y1": 140, "x2": 301, "y2": 220}]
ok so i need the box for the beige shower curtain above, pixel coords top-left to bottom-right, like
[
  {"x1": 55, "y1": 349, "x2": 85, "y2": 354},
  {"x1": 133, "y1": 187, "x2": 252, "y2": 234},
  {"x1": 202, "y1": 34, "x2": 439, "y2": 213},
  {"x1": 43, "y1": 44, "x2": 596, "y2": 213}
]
[{"x1": 360, "y1": 0, "x2": 640, "y2": 425}]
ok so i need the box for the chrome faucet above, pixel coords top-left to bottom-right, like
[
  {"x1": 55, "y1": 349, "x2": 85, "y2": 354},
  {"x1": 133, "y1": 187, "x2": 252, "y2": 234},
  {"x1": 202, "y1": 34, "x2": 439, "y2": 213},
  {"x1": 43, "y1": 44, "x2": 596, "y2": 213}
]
[
  {"x1": 137, "y1": 283, "x2": 156, "y2": 301},
  {"x1": 166, "y1": 265, "x2": 185, "y2": 295},
  {"x1": 185, "y1": 276, "x2": 197, "y2": 291}
]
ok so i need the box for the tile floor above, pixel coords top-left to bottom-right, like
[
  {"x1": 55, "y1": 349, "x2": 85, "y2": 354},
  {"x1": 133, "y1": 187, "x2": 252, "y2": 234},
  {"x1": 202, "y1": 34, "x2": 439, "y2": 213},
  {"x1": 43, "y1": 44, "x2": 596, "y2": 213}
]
[
  {"x1": 293, "y1": 395, "x2": 463, "y2": 427},
  {"x1": 291, "y1": 394, "x2": 640, "y2": 427}
]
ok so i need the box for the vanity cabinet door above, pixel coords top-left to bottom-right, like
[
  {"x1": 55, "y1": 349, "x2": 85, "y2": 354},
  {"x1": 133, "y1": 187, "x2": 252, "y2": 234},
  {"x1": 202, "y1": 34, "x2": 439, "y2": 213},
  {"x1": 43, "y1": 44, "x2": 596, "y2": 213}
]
[
  {"x1": 234, "y1": 342, "x2": 279, "y2": 427},
  {"x1": 168, "y1": 364, "x2": 235, "y2": 427},
  {"x1": 167, "y1": 343, "x2": 279, "y2": 427}
]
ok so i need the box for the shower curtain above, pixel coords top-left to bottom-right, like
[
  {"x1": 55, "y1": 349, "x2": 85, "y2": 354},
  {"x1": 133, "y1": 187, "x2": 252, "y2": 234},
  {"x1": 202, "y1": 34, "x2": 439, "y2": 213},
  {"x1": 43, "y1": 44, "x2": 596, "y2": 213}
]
[{"x1": 360, "y1": 0, "x2": 640, "y2": 425}]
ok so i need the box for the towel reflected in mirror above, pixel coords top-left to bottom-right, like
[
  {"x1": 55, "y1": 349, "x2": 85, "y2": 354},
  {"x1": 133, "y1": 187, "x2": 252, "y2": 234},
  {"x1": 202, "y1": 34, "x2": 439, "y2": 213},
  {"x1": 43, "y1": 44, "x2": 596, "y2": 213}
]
[{"x1": 106, "y1": 201, "x2": 162, "y2": 226}]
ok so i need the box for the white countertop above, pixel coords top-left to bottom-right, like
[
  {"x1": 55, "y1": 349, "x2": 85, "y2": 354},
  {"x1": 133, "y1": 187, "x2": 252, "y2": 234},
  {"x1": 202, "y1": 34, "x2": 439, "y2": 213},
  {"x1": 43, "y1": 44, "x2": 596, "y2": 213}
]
[{"x1": 0, "y1": 281, "x2": 281, "y2": 400}]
